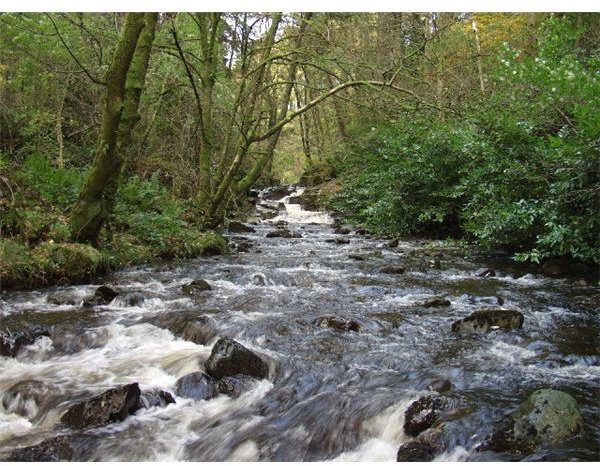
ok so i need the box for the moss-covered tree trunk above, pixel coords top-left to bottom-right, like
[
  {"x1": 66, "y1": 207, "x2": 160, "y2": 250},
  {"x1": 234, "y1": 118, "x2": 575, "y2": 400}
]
[{"x1": 69, "y1": 13, "x2": 157, "y2": 243}]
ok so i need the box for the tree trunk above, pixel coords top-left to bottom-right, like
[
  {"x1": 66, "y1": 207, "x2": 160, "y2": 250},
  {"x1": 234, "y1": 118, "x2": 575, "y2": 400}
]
[{"x1": 69, "y1": 13, "x2": 157, "y2": 243}]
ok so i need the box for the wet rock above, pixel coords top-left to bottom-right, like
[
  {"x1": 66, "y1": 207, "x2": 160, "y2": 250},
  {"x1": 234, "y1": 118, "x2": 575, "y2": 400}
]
[
  {"x1": 334, "y1": 227, "x2": 351, "y2": 235},
  {"x1": 217, "y1": 375, "x2": 257, "y2": 398},
  {"x1": 428, "y1": 258, "x2": 441, "y2": 269},
  {"x1": 60, "y1": 383, "x2": 141, "y2": 429},
  {"x1": 260, "y1": 211, "x2": 278, "y2": 220},
  {"x1": 274, "y1": 220, "x2": 288, "y2": 228},
  {"x1": 205, "y1": 338, "x2": 269, "y2": 380},
  {"x1": 0, "y1": 325, "x2": 50, "y2": 357},
  {"x1": 487, "y1": 389, "x2": 584, "y2": 454},
  {"x1": 82, "y1": 285, "x2": 119, "y2": 307},
  {"x1": 348, "y1": 254, "x2": 365, "y2": 261},
  {"x1": 451, "y1": 309, "x2": 524, "y2": 334},
  {"x1": 47, "y1": 291, "x2": 81, "y2": 306},
  {"x1": 117, "y1": 292, "x2": 145, "y2": 307},
  {"x1": 266, "y1": 229, "x2": 293, "y2": 238},
  {"x1": 4, "y1": 436, "x2": 74, "y2": 462},
  {"x1": 312, "y1": 315, "x2": 361, "y2": 332},
  {"x1": 150, "y1": 313, "x2": 217, "y2": 346},
  {"x1": 404, "y1": 395, "x2": 450, "y2": 437},
  {"x1": 1, "y1": 379, "x2": 60, "y2": 420},
  {"x1": 421, "y1": 297, "x2": 451, "y2": 308},
  {"x1": 428, "y1": 378, "x2": 452, "y2": 393},
  {"x1": 387, "y1": 238, "x2": 400, "y2": 248},
  {"x1": 380, "y1": 265, "x2": 405, "y2": 274},
  {"x1": 228, "y1": 221, "x2": 256, "y2": 233},
  {"x1": 262, "y1": 185, "x2": 293, "y2": 201},
  {"x1": 174, "y1": 372, "x2": 219, "y2": 401},
  {"x1": 355, "y1": 228, "x2": 368, "y2": 235},
  {"x1": 397, "y1": 427, "x2": 445, "y2": 462},
  {"x1": 181, "y1": 279, "x2": 212, "y2": 294},
  {"x1": 325, "y1": 237, "x2": 350, "y2": 244},
  {"x1": 135, "y1": 389, "x2": 175, "y2": 410},
  {"x1": 252, "y1": 273, "x2": 268, "y2": 286},
  {"x1": 476, "y1": 268, "x2": 496, "y2": 277}
]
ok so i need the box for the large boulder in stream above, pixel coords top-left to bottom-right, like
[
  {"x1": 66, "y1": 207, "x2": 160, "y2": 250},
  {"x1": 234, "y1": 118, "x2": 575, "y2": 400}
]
[
  {"x1": 451, "y1": 309, "x2": 524, "y2": 334},
  {"x1": 60, "y1": 383, "x2": 140, "y2": 429},
  {"x1": 227, "y1": 221, "x2": 256, "y2": 233},
  {"x1": 149, "y1": 312, "x2": 217, "y2": 346},
  {"x1": 82, "y1": 285, "x2": 119, "y2": 307},
  {"x1": 266, "y1": 229, "x2": 301, "y2": 239},
  {"x1": 397, "y1": 427, "x2": 445, "y2": 462},
  {"x1": 404, "y1": 395, "x2": 452, "y2": 437},
  {"x1": 181, "y1": 279, "x2": 212, "y2": 294},
  {"x1": 205, "y1": 338, "x2": 269, "y2": 380},
  {"x1": 380, "y1": 265, "x2": 405, "y2": 274},
  {"x1": 4, "y1": 436, "x2": 74, "y2": 462},
  {"x1": 312, "y1": 315, "x2": 361, "y2": 332},
  {"x1": 175, "y1": 371, "x2": 219, "y2": 400},
  {"x1": 486, "y1": 389, "x2": 584, "y2": 455}
]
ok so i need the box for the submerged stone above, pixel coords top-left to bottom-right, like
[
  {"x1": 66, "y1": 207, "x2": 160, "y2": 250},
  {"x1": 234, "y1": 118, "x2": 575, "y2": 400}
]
[
  {"x1": 181, "y1": 279, "x2": 212, "y2": 294},
  {"x1": 175, "y1": 372, "x2": 219, "y2": 401},
  {"x1": 451, "y1": 309, "x2": 524, "y2": 334},
  {"x1": 4, "y1": 436, "x2": 74, "y2": 462},
  {"x1": 312, "y1": 315, "x2": 361, "y2": 332}
]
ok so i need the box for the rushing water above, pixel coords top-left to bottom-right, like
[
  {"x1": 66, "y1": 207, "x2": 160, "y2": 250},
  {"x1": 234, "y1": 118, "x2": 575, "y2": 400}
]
[{"x1": 0, "y1": 187, "x2": 598, "y2": 461}]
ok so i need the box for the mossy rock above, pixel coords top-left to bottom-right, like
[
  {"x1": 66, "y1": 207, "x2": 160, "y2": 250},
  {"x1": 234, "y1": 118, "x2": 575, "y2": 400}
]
[
  {"x1": 188, "y1": 231, "x2": 228, "y2": 257},
  {"x1": 489, "y1": 389, "x2": 584, "y2": 454}
]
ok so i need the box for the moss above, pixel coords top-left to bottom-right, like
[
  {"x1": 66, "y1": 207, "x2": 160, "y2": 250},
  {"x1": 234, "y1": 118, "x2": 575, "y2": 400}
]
[
  {"x1": 187, "y1": 230, "x2": 229, "y2": 257},
  {"x1": 0, "y1": 239, "x2": 35, "y2": 288},
  {"x1": 33, "y1": 242, "x2": 104, "y2": 283}
]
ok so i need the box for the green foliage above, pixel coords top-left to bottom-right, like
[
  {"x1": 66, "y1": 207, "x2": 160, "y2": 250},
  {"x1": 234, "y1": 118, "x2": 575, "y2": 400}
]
[
  {"x1": 18, "y1": 154, "x2": 83, "y2": 208},
  {"x1": 333, "y1": 16, "x2": 599, "y2": 264}
]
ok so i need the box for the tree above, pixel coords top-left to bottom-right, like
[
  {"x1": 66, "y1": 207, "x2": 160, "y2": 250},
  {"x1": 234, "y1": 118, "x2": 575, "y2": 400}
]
[{"x1": 69, "y1": 12, "x2": 158, "y2": 243}]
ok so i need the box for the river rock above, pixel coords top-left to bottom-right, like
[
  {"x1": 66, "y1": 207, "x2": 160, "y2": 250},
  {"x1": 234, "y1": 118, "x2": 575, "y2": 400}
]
[
  {"x1": 348, "y1": 254, "x2": 365, "y2": 261},
  {"x1": 487, "y1": 389, "x2": 584, "y2": 454},
  {"x1": 325, "y1": 238, "x2": 348, "y2": 245},
  {"x1": 404, "y1": 395, "x2": 450, "y2": 437},
  {"x1": 334, "y1": 227, "x2": 351, "y2": 235},
  {"x1": 1, "y1": 379, "x2": 60, "y2": 420},
  {"x1": 217, "y1": 375, "x2": 257, "y2": 398},
  {"x1": 380, "y1": 265, "x2": 405, "y2": 274},
  {"x1": 205, "y1": 338, "x2": 269, "y2": 380},
  {"x1": 262, "y1": 186, "x2": 293, "y2": 201},
  {"x1": 116, "y1": 292, "x2": 146, "y2": 307},
  {"x1": 0, "y1": 325, "x2": 50, "y2": 357},
  {"x1": 428, "y1": 378, "x2": 452, "y2": 393},
  {"x1": 387, "y1": 238, "x2": 400, "y2": 248},
  {"x1": 60, "y1": 383, "x2": 141, "y2": 429},
  {"x1": 451, "y1": 309, "x2": 524, "y2": 334},
  {"x1": 181, "y1": 279, "x2": 212, "y2": 294},
  {"x1": 228, "y1": 221, "x2": 256, "y2": 233},
  {"x1": 175, "y1": 372, "x2": 219, "y2": 400},
  {"x1": 47, "y1": 291, "x2": 81, "y2": 306},
  {"x1": 150, "y1": 313, "x2": 217, "y2": 346},
  {"x1": 312, "y1": 315, "x2": 361, "y2": 332},
  {"x1": 4, "y1": 436, "x2": 74, "y2": 462},
  {"x1": 267, "y1": 229, "x2": 293, "y2": 238},
  {"x1": 475, "y1": 268, "x2": 496, "y2": 277},
  {"x1": 396, "y1": 427, "x2": 445, "y2": 462},
  {"x1": 82, "y1": 285, "x2": 119, "y2": 307},
  {"x1": 136, "y1": 389, "x2": 176, "y2": 410},
  {"x1": 421, "y1": 297, "x2": 451, "y2": 308}
]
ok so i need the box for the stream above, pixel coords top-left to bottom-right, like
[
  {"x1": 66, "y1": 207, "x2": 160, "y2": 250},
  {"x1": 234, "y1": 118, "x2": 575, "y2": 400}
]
[{"x1": 0, "y1": 187, "x2": 598, "y2": 461}]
